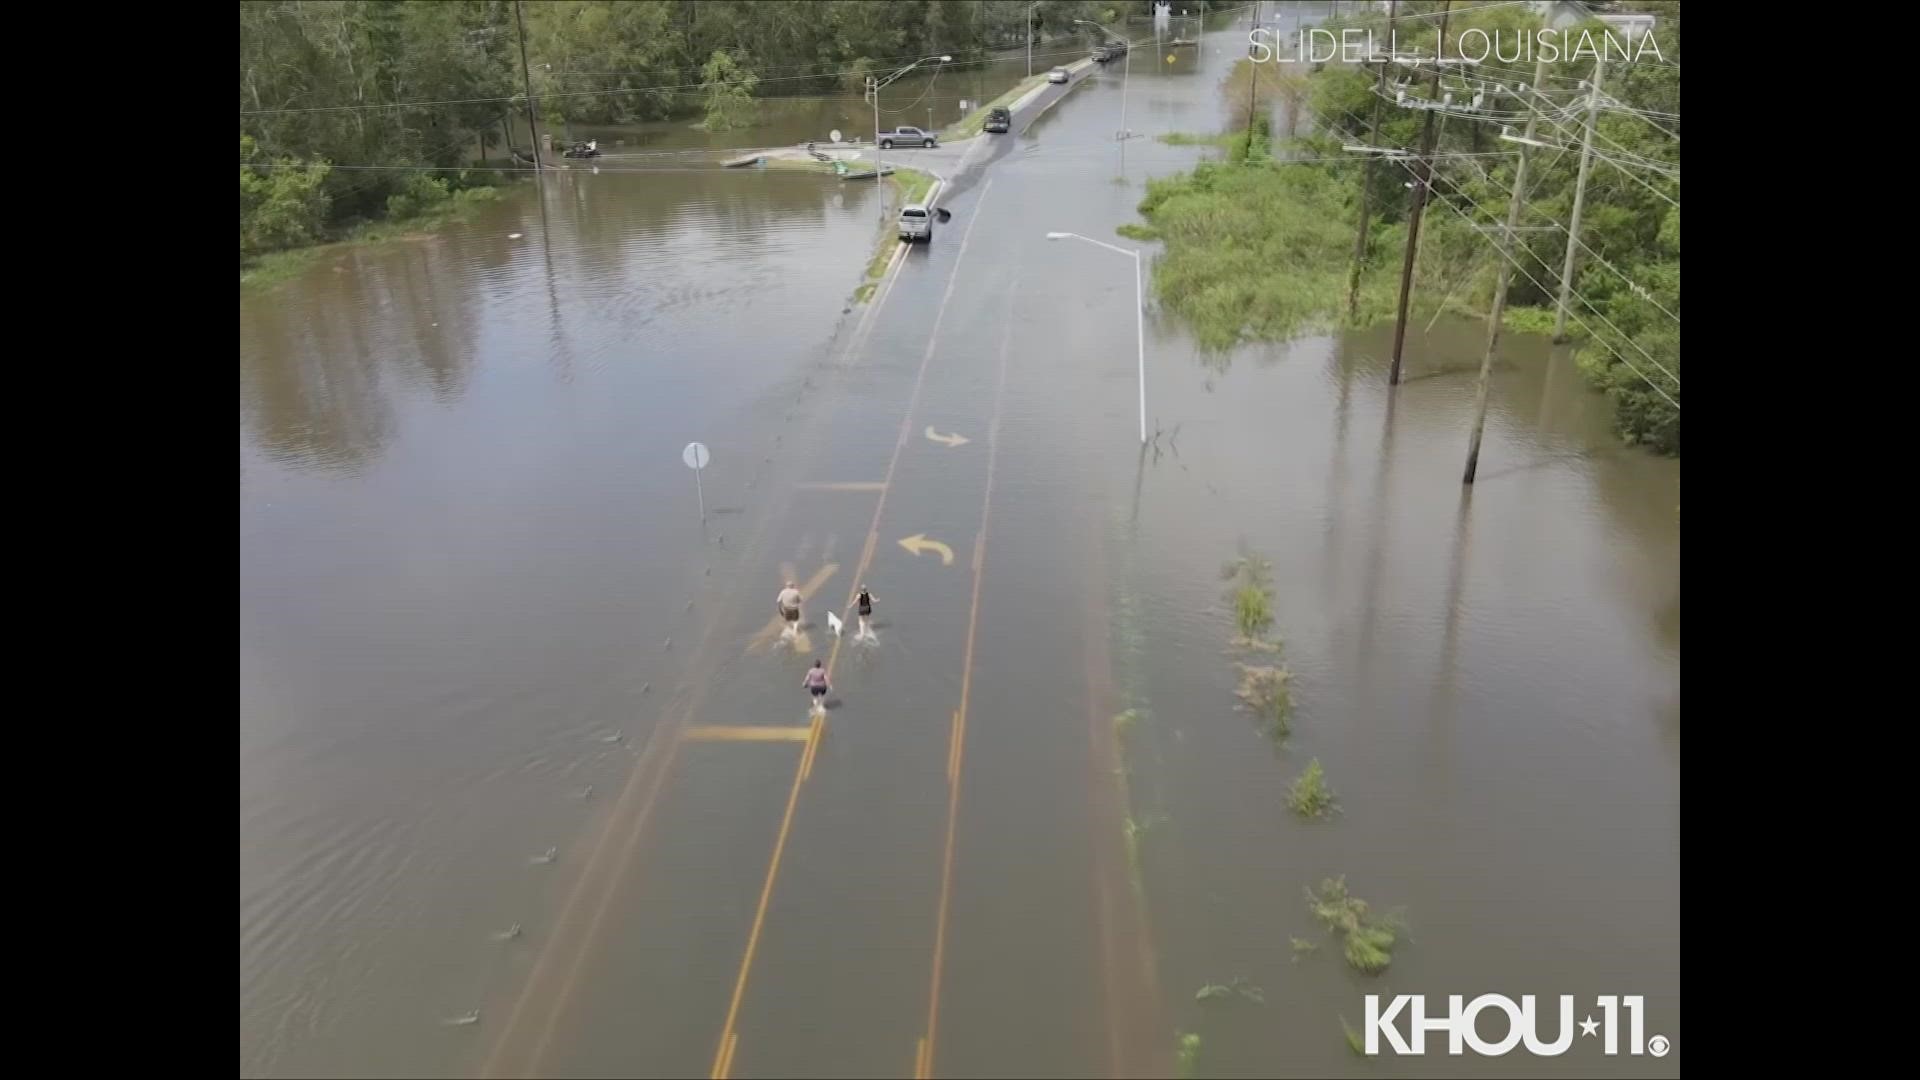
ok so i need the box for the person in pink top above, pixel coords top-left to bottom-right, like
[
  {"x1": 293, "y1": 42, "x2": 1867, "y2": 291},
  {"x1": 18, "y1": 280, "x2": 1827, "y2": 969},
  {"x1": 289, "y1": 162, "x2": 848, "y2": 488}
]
[{"x1": 803, "y1": 660, "x2": 830, "y2": 715}]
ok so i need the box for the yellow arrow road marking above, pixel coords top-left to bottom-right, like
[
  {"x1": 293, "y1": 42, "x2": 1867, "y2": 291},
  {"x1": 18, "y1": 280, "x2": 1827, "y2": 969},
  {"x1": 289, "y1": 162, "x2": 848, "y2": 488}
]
[
  {"x1": 897, "y1": 534, "x2": 955, "y2": 566},
  {"x1": 924, "y1": 426, "x2": 970, "y2": 448}
]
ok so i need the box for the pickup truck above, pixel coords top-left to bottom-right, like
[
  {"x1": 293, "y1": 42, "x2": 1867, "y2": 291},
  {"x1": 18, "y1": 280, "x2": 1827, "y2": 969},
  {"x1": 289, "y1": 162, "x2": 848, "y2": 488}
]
[{"x1": 876, "y1": 126, "x2": 937, "y2": 149}]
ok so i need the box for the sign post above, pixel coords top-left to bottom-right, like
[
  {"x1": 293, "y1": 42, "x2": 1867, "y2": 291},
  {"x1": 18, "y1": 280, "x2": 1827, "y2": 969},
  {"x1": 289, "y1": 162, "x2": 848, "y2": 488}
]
[{"x1": 682, "y1": 441, "x2": 710, "y2": 520}]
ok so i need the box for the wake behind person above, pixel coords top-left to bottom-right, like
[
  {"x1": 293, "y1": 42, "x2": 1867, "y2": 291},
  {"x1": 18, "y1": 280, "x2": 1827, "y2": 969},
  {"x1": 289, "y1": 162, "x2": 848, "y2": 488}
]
[
  {"x1": 776, "y1": 581, "x2": 803, "y2": 642},
  {"x1": 855, "y1": 585, "x2": 876, "y2": 643}
]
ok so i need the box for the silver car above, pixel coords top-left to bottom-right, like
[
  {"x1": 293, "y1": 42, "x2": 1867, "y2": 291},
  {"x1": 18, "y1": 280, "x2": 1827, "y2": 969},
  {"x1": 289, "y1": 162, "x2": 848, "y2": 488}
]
[
  {"x1": 1047, "y1": 66, "x2": 1070, "y2": 84},
  {"x1": 898, "y1": 203, "x2": 932, "y2": 243}
]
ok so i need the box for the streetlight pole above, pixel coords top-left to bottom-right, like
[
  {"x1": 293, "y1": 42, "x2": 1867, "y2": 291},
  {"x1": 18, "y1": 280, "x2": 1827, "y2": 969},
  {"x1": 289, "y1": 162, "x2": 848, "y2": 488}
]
[
  {"x1": 1078, "y1": 19, "x2": 1131, "y2": 176},
  {"x1": 865, "y1": 54, "x2": 952, "y2": 222},
  {"x1": 1047, "y1": 231, "x2": 1147, "y2": 445},
  {"x1": 1029, "y1": 1, "x2": 1040, "y2": 78}
]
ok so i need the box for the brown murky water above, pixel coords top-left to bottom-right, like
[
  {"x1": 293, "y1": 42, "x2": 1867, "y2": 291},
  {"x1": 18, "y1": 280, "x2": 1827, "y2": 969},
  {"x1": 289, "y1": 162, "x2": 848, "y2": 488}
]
[{"x1": 242, "y1": 7, "x2": 1677, "y2": 1077}]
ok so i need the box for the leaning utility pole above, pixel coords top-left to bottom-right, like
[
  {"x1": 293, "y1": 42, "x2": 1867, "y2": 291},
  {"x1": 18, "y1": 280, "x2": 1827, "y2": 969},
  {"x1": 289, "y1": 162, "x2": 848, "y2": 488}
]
[
  {"x1": 1387, "y1": 0, "x2": 1448, "y2": 386},
  {"x1": 1348, "y1": 0, "x2": 1396, "y2": 319},
  {"x1": 514, "y1": 0, "x2": 542, "y2": 167},
  {"x1": 1462, "y1": 56, "x2": 1548, "y2": 485},
  {"x1": 1552, "y1": 51, "x2": 1606, "y2": 343}
]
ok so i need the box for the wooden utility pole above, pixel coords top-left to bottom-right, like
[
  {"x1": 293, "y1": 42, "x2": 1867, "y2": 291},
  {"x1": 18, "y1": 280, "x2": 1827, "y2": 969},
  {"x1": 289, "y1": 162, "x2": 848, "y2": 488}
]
[
  {"x1": 1348, "y1": 0, "x2": 1395, "y2": 319},
  {"x1": 1462, "y1": 56, "x2": 1548, "y2": 485},
  {"x1": 513, "y1": 0, "x2": 543, "y2": 167},
  {"x1": 1387, "y1": 0, "x2": 1448, "y2": 386},
  {"x1": 1244, "y1": 31, "x2": 1259, "y2": 156},
  {"x1": 1552, "y1": 51, "x2": 1606, "y2": 342}
]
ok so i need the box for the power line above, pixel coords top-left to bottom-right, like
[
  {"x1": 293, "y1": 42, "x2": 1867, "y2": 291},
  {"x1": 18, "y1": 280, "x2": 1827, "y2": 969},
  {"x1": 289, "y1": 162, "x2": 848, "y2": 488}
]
[
  {"x1": 1298, "y1": 94, "x2": 1678, "y2": 401},
  {"x1": 1421, "y1": 155, "x2": 1678, "y2": 388},
  {"x1": 241, "y1": 43, "x2": 1088, "y2": 118}
]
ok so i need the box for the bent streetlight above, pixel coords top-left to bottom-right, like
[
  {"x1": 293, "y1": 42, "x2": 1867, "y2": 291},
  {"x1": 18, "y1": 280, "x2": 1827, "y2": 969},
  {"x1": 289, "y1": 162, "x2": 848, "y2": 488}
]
[{"x1": 867, "y1": 55, "x2": 952, "y2": 220}]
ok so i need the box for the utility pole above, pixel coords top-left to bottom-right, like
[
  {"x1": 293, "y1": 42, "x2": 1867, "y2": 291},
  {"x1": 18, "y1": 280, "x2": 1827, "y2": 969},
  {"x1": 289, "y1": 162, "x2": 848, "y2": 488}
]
[
  {"x1": 1462, "y1": 56, "x2": 1547, "y2": 486},
  {"x1": 1245, "y1": 30, "x2": 1259, "y2": 157},
  {"x1": 1348, "y1": 0, "x2": 1395, "y2": 318},
  {"x1": 1386, "y1": 0, "x2": 1448, "y2": 386},
  {"x1": 1552, "y1": 51, "x2": 1606, "y2": 343},
  {"x1": 1028, "y1": 1, "x2": 1038, "y2": 78},
  {"x1": 513, "y1": 0, "x2": 542, "y2": 168},
  {"x1": 868, "y1": 74, "x2": 883, "y2": 210}
]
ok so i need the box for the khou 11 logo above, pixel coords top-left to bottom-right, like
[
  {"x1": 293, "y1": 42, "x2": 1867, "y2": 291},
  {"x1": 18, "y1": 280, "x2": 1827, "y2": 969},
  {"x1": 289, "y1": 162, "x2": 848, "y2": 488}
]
[{"x1": 1363, "y1": 995, "x2": 1672, "y2": 1058}]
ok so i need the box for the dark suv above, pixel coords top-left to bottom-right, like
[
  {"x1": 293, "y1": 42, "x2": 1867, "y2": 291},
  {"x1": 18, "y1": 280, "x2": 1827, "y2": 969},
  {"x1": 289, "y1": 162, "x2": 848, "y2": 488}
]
[{"x1": 984, "y1": 106, "x2": 1011, "y2": 134}]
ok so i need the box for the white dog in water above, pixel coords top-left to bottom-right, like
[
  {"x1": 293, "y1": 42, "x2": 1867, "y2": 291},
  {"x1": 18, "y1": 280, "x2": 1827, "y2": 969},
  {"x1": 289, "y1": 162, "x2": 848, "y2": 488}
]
[{"x1": 826, "y1": 611, "x2": 843, "y2": 637}]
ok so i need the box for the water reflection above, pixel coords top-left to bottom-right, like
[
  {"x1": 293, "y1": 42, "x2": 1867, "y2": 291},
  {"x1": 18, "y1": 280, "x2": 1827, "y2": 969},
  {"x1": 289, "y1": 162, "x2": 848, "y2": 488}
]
[{"x1": 239, "y1": 167, "x2": 881, "y2": 475}]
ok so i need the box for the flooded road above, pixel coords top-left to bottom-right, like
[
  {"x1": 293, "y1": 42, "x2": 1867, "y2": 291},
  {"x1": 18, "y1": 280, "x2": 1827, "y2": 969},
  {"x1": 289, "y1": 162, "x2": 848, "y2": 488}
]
[{"x1": 241, "y1": 9, "x2": 1677, "y2": 1078}]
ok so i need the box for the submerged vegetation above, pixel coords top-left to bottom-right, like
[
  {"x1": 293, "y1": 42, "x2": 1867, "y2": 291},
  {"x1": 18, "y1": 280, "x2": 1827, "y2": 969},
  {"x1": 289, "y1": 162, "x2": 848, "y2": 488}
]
[
  {"x1": 1175, "y1": 1031, "x2": 1202, "y2": 1079},
  {"x1": 1235, "y1": 665, "x2": 1293, "y2": 743},
  {"x1": 1285, "y1": 759, "x2": 1338, "y2": 819},
  {"x1": 1342, "y1": 1016, "x2": 1366, "y2": 1056},
  {"x1": 1307, "y1": 877, "x2": 1408, "y2": 975},
  {"x1": 1122, "y1": 2, "x2": 1681, "y2": 454},
  {"x1": 1220, "y1": 551, "x2": 1281, "y2": 651},
  {"x1": 1196, "y1": 977, "x2": 1265, "y2": 1006}
]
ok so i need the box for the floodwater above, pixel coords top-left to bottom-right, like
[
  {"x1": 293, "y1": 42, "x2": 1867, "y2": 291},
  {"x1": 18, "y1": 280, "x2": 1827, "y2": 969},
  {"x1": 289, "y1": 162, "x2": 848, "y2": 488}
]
[{"x1": 241, "y1": 7, "x2": 1677, "y2": 1077}]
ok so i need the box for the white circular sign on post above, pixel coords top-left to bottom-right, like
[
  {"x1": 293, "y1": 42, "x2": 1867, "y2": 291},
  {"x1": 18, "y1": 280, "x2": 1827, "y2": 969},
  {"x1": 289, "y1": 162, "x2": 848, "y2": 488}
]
[
  {"x1": 683, "y1": 442, "x2": 710, "y2": 470},
  {"x1": 830, "y1": 129, "x2": 843, "y2": 144}
]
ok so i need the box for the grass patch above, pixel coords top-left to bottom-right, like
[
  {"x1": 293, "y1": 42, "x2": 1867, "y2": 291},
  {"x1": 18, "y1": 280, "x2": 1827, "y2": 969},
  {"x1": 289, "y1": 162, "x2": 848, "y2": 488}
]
[
  {"x1": 1221, "y1": 550, "x2": 1281, "y2": 649},
  {"x1": 1286, "y1": 759, "x2": 1338, "y2": 819},
  {"x1": 852, "y1": 281, "x2": 878, "y2": 304},
  {"x1": 1158, "y1": 131, "x2": 1228, "y2": 146},
  {"x1": 865, "y1": 235, "x2": 897, "y2": 280},
  {"x1": 1175, "y1": 1032, "x2": 1202, "y2": 1079},
  {"x1": 890, "y1": 166, "x2": 936, "y2": 207},
  {"x1": 1128, "y1": 157, "x2": 1401, "y2": 350},
  {"x1": 1307, "y1": 877, "x2": 1408, "y2": 975},
  {"x1": 242, "y1": 185, "x2": 503, "y2": 289},
  {"x1": 1116, "y1": 223, "x2": 1159, "y2": 242},
  {"x1": 1233, "y1": 585, "x2": 1273, "y2": 642},
  {"x1": 1502, "y1": 303, "x2": 1561, "y2": 336},
  {"x1": 944, "y1": 75, "x2": 1047, "y2": 140},
  {"x1": 1290, "y1": 936, "x2": 1319, "y2": 961},
  {"x1": 1236, "y1": 664, "x2": 1293, "y2": 742}
]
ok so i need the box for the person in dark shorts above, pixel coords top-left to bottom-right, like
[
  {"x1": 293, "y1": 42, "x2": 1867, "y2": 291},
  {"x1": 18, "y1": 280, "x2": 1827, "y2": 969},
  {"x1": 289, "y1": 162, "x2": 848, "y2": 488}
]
[
  {"x1": 776, "y1": 581, "x2": 803, "y2": 641},
  {"x1": 855, "y1": 585, "x2": 876, "y2": 642},
  {"x1": 803, "y1": 659, "x2": 830, "y2": 714}
]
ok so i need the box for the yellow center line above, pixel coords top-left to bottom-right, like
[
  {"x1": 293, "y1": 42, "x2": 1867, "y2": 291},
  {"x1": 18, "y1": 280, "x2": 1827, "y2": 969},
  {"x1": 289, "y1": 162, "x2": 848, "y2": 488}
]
[
  {"x1": 920, "y1": 266, "x2": 1020, "y2": 1079},
  {"x1": 684, "y1": 725, "x2": 813, "y2": 743},
  {"x1": 482, "y1": 160, "x2": 918, "y2": 1080},
  {"x1": 709, "y1": 179, "x2": 999, "y2": 1080}
]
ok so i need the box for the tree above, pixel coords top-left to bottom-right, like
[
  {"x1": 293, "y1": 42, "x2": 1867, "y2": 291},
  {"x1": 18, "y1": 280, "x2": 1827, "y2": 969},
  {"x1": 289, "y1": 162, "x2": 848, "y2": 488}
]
[
  {"x1": 239, "y1": 136, "x2": 332, "y2": 258},
  {"x1": 700, "y1": 49, "x2": 759, "y2": 132}
]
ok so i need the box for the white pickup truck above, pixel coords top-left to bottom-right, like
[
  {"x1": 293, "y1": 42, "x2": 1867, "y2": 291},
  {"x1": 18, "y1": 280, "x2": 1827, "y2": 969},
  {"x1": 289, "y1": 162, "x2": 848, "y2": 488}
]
[
  {"x1": 897, "y1": 204, "x2": 933, "y2": 243},
  {"x1": 876, "y1": 126, "x2": 937, "y2": 149}
]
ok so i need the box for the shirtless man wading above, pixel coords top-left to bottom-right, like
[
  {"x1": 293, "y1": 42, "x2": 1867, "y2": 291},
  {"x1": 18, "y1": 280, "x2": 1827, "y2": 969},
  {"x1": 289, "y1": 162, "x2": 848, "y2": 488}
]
[{"x1": 776, "y1": 581, "x2": 803, "y2": 642}]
